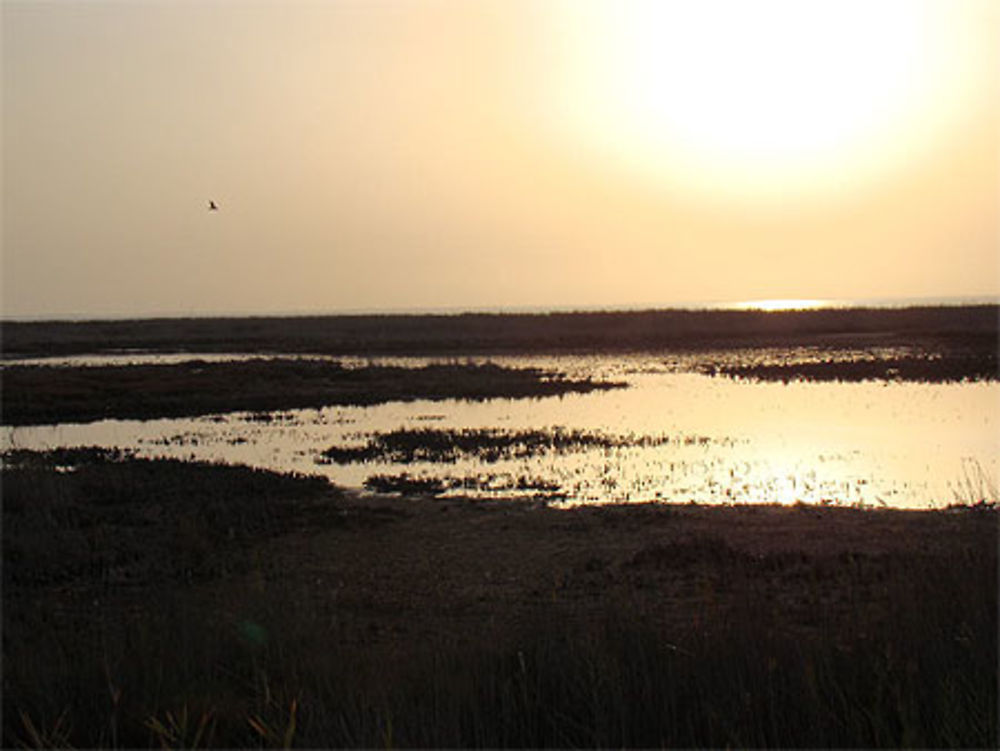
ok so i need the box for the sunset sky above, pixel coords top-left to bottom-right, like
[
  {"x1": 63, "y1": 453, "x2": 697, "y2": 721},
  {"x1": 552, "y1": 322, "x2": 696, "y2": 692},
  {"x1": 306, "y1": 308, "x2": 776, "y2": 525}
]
[{"x1": 3, "y1": 0, "x2": 998, "y2": 319}]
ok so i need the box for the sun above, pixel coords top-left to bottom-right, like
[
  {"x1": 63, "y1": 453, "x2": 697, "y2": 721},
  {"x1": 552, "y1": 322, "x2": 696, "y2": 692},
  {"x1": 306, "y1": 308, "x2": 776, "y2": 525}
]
[{"x1": 545, "y1": 0, "x2": 983, "y2": 206}]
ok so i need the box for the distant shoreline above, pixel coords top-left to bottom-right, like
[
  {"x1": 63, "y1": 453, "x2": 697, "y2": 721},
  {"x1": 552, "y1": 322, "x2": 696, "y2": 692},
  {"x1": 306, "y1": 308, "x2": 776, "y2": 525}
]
[
  {"x1": 2, "y1": 295, "x2": 997, "y2": 324},
  {"x1": 2, "y1": 305, "x2": 995, "y2": 426},
  {"x1": 2, "y1": 303, "x2": 996, "y2": 361}
]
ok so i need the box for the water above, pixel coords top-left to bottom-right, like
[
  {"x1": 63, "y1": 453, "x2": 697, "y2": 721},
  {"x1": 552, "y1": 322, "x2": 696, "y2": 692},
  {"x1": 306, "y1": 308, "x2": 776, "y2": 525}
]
[{"x1": 2, "y1": 352, "x2": 996, "y2": 508}]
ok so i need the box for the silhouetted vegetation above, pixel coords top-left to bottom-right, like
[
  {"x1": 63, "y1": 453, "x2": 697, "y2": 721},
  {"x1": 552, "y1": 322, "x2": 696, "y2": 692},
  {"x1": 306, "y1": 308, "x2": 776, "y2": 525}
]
[
  {"x1": 363, "y1": 473, "x2": 448, "y2": 496},
  {"x1": 320, "y1": 427, "x2": 669, "y2": 464},
  {"x1": 711, "y1": 352, "x2": 998, "y2": 383},
  {"x1": 1, "y1": 449, "x2": 348, "y2": 588},
  {"x1": 3, "y1": 304, "x2": 996, "y2": 358},
  {"x1": 363, "y1": 471, "x2": 562, "y2": 497},
  {"x1": 4, "y1": 450, "x2": 995, "y2": 748},
  {"x1": 0, "y1": 360, "x2": 622, "y2": 426}
]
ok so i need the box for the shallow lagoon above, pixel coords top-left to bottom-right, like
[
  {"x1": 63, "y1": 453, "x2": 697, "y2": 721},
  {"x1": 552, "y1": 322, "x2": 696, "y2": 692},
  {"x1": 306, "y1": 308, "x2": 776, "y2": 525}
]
[{"x1": 3, "y1": 352, "x2": 996, "y2": 508}]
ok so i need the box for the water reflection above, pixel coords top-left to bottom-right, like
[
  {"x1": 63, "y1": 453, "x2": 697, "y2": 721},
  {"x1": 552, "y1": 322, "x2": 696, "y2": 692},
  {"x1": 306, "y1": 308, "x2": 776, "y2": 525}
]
[{"x1": 2, "y1": 354, "x2": 996, "y2": 509}]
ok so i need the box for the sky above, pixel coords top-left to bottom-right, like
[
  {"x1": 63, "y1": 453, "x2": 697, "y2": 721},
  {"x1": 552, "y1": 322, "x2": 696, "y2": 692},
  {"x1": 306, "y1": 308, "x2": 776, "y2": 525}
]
[{"x1": 2, "y1": 0, "x2": 998, "y2": 319}]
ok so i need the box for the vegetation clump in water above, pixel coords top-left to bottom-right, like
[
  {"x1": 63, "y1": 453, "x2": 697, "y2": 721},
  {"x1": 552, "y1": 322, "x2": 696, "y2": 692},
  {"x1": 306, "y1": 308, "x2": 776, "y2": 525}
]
[
  {"x1": 709, "y1": 352, "x2": 997, "y2": 383},
  {"x1": 319, "y1": 427, "x2": 670, "y2": 464},
  {"x1": 363, "y1": 471, "x2": 562, "y2": 497}
]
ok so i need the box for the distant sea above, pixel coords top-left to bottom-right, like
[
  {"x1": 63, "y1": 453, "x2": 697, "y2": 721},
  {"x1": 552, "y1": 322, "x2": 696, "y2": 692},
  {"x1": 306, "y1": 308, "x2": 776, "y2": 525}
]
[{"x1": 2, "y1": 294, "x2": 997, "y2": 322}]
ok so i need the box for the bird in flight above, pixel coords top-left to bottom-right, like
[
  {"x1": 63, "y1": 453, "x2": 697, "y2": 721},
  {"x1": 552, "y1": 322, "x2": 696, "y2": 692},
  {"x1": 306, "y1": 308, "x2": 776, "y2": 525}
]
[{"x1": 208, "y1": 200, "x2": 219, "y2": 211}]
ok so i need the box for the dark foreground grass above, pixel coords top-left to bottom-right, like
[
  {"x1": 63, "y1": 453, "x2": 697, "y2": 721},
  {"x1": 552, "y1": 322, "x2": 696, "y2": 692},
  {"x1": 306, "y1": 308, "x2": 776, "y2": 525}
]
[{"x1": 3, "y1": 451, "x2": 997, "y2": 748}]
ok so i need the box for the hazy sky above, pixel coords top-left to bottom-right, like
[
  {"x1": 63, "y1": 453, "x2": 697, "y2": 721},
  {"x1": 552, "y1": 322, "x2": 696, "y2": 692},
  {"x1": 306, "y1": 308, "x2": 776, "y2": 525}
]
[{"x1": 3, "y1": 0, "x2": 998, "y2": 319}]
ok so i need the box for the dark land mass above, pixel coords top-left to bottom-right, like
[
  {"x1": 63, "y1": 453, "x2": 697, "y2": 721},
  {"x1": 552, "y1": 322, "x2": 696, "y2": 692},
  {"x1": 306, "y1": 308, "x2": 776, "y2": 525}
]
[
  {"x1": 3, "y1": 304, "x2": 997, "y2": 359},
  {"x1": 0, "y1": 360, "x2": 621, "y2": 426},
  {"x1": 3, "y1": 450, "x2": 995, "y2": 748}
]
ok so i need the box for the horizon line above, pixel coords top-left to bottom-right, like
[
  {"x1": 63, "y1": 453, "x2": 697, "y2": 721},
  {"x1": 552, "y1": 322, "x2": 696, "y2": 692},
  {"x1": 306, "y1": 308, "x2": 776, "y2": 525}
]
[{"x1": 2, "y1": 294, "x2": 998, "y2": 324}]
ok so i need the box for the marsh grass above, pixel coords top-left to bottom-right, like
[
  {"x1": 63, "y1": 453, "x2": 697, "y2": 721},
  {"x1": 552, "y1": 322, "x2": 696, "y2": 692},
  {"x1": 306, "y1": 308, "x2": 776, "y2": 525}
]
[
  {"x1": 0, "y1": 360, "x2": 622, "y2": 426},
  {"x1": 4, "y1": 305, "x2": 996, "y2": 360},
  {"x1": 712, "y1": 353, "x2": 998, "y2": 383},
  {"x1": 363, "y1": 471, "x2": 562, "y2": 497},
  {"x1": 12, "y1": 553, "x2": 990, "y2": 748},
  {"x1": 949, "y1": 458, "x2": 998, "y2": 509},
  {"x1": 320, "y1": 427, "x2": 669, "y2": 465},
  {"x1": 3, "y1": 451, "x2": 996, "y2": 748},
  {"x1": 2, "y1": 449, "x2": 338, "y2": 589}
]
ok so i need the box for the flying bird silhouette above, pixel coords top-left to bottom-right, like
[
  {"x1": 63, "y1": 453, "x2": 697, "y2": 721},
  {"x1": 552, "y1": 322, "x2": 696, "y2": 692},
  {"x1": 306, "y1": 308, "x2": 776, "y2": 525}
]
[{"x1": 208, "y1": 200, "x2": 219, "y2": 211}]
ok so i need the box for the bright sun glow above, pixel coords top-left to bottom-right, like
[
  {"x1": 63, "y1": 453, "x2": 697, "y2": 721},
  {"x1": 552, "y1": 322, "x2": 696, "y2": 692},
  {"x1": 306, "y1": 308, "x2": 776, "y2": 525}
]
[
  {"x1": 733, "y1": 299, "x2": 828, "y2": 312},
  {"x1": 548, "y1": 0, "x2": 979, "y2": 205}
]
